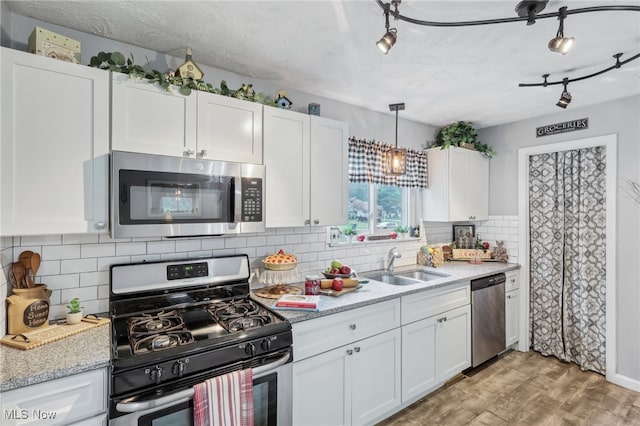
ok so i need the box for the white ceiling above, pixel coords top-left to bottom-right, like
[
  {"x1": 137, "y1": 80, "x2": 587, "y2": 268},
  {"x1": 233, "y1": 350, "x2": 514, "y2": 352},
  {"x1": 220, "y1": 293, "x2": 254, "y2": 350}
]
[{"x1": 6, "y1": 0, "x2": 640, "y2": 128}]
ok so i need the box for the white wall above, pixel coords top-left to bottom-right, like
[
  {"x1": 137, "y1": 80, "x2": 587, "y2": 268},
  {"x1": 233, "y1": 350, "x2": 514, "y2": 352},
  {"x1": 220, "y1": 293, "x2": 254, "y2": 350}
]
[{"x1": 479, "y1": 95, "x2": 640, "y2": 383}]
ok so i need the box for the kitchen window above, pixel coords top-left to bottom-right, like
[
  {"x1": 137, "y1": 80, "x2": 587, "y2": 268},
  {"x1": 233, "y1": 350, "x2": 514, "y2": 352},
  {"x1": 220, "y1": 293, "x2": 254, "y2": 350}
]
[{"x1": 348, "y1": 182, "x2": 409, "y2": 234}]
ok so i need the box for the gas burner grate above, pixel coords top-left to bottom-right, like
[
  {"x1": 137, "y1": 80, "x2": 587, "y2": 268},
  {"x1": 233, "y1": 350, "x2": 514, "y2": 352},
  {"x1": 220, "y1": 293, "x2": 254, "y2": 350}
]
[
  {"x1": 208, "y1": 299, "x2": 272, "y2": 332},
  {"x1": 128, "y1": 310, "x2": 194, "y2": 354}
]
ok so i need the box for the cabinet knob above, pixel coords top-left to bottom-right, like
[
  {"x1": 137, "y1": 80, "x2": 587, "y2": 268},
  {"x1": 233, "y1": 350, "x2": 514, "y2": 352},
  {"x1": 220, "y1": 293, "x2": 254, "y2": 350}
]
[
  {"x1": 346, "y1": 349, "x2": 353, "y2": 356},
  {"x1": 183, "y1": 149, "x2": 195, "y2": 157},
  {"x1": 354, "y1": 346, "x2": 360, "y2": 353},
  {"x1": 94, "y1": 222, "x2": 106, "y2": 230},
  {"x1": 349, "y1": 324, "x2": 356, "y2": 330},
  {"x1": 304, "y1": 219, "x2": 310, "y2": 225},
  {"x1": 507, "y1": 295, "x2": 512, "y2": 299},
  {"x1": 443, "y1": 317, "x2": 447, "y2": 322},
  {"x1": 197, "y1": 149, "x2": 208, "y2": 158},
  {"x1": 313, "y1": 219, "x2": 320, "y2": 225}
]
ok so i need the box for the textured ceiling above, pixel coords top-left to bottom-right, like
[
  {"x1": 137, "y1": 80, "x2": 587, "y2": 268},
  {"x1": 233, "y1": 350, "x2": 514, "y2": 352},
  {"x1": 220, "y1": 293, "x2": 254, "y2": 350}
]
[{"x1": 6, "y1": 0, "x2": 640, "y2": 128}]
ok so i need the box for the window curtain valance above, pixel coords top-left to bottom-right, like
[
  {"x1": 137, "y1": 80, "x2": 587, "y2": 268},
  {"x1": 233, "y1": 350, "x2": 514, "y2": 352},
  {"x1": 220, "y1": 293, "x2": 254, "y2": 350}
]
[{"x1": 347, "y1": 137, "x2": 428, "y2": 189}]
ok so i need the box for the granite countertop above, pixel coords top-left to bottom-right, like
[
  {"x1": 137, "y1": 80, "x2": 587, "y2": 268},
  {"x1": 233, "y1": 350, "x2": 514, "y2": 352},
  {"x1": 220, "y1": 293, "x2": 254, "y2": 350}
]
[
  {"x1": 1, "y1": 262, "x2": 518, "y2": 393},
  {"x1": 252, "y1": 262, "x2": 520, "y2": 323},
  {"x1": 0, "y1": 320, "x2": 111, "y2": 392}
]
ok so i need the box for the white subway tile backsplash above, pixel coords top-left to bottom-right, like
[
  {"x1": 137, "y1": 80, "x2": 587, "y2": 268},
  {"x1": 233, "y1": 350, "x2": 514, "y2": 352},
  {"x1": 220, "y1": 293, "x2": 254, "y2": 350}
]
[
  {"x1": 43, "y1": 274, "x2": 80, "y2": 290},
  {"x1": 147, "y1": 241, "x2": 176, "y2": 254},
  {"x1": 175, "y1": 239, "x2": 202, "y2": 253},
  {"x1": 43, "y1": 245, "x2": 81, "y2": 260},
  {"x1": 97, "y1": 256, "x2": 132, "y2": 271},
  {"x1": 60, "y1": 286, "x2": 98, "y2": 306},
  {"x1": 82, "y1": 243, "x2": 116, "y2": 258},
  {"x1": 202, "y1": 239, "x2": 225, "y2": 250},
  {"x1": 130, "y1": 254, "x2": 161, "y2": 263},
  {"x1": 63, "y1": 234, "x2": 100, "y2": 245},
  {"x1": 61, "y1": 258, "x2": 97, "y2": 274},
  {"x1": 20, "y1": 235, "x2": 62, "y2": 246},
  {"x1": 80, "y1": 271, "x2": 109, "y2": 287},
  {"x1": 116, "y1": 242, "x2": 147, "y2": 256},
  {"x1": 266, "y1": 235, "x2": 285, "y2": 246},
  {"x1": 38, "y1": 260, "x2": 61, "y2": 276},
  {"x1": 99, "y1": 234, "x2": 131, "y2": 244},
  {"x1": 285, "y1": 234, "x2": 303, "y2": 245},
  {"x1": 225, "y1": 237, "x2": 247, "y2": 249}
]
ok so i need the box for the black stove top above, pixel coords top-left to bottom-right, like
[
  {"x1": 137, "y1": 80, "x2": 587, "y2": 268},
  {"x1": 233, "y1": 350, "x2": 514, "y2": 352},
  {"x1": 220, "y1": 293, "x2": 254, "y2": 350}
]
[{"x1": 109, "y1": 255, "x2": 292, "y2": 399}]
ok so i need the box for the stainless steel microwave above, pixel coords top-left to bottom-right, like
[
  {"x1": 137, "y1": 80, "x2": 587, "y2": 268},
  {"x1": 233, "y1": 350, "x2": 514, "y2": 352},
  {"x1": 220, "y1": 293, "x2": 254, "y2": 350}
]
[{"x1": 111, "y1": 151, "x2": 265, "y2": 238}]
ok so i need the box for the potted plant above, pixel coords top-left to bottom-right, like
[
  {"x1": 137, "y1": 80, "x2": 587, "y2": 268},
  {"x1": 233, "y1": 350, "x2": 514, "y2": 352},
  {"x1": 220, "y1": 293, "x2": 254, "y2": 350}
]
[
  {"x1": 342, "y1": 225, "x2": 357, "y2": 242},
  {"x1": 436, "y1": 121, "x2": 496, "y2": 158},
  {"x1": 394, "y1": 225, "x2": 409, "y2": 238},
  {"x1": 66, "y1": 297, "x2": 83, "y2": 324}
]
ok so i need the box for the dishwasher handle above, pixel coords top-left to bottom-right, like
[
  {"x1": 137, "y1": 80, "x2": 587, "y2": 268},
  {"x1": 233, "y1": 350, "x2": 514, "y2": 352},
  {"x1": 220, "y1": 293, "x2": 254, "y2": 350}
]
[{"x1": 471, "y1": 273, "x2": 506, "y2": 291}]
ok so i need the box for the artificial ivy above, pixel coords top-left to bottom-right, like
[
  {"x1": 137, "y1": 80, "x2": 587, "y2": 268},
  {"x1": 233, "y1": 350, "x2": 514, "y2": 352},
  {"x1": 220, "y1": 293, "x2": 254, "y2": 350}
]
[{"x1": 89, "y1": 51, "x2": 277, "y2": 106}]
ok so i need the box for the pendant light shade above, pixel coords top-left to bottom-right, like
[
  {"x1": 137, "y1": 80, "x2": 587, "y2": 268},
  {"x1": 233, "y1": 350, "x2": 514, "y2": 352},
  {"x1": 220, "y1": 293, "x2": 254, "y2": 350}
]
[
  {"x1": 548, "y1": 6, "x2": 574, "y2": 54},
  {"x1": 386, "y1": 103, "x2": 406, "y2": 176}
]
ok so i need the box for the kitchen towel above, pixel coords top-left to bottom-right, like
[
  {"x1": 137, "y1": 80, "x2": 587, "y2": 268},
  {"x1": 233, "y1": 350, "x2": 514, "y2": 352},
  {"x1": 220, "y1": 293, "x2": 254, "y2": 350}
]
[{"x1": 193, "y1": 369, "x2": 254, "y2": 426}]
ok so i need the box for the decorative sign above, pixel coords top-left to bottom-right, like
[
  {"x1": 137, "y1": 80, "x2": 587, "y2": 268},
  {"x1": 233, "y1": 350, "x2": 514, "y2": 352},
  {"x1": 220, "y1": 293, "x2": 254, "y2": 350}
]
[{"x1": 536, "y1": 118, "x2": 589, "y2": 137}]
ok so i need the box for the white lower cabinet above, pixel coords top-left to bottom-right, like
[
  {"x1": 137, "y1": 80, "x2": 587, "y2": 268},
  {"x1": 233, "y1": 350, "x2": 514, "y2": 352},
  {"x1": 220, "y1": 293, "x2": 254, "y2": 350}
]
[
  {"x1": 506, "y1": 289, "x2": 520, "y2": 347},
  {"x1": 400, "y1": 282, "x2": 471, "y2": 404},
  {"x1": 0, "y1": 368, "x2": 108, "y2": 426},
  {"x1": 292, "y1": 300, "x2": 401, "y2": 425},
  {"x1": 292, "y1": 328, "x2": 401, "y2": 426}
]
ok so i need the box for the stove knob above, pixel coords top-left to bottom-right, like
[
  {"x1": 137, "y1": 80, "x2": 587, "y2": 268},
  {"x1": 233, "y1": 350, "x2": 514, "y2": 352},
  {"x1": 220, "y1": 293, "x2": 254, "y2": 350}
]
[
  {"x1": 150, "y1": 366, "x2": 164, "y2": 384},
  {"x1": 245, "y1": 342, "x2": 256, "y2": 356},
  {"x1": 261, "y1": 339, "x2": 272, "y2": 351},
  {"x1": 172, "y1": 360, "x2": 186, "y2": 377}
]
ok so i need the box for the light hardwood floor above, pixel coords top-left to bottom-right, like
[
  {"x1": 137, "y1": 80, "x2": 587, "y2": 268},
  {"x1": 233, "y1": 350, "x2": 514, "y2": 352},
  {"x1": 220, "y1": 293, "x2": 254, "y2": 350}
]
[{"x1": 378, "y1": 350, "x2": 640, "y2": 425}]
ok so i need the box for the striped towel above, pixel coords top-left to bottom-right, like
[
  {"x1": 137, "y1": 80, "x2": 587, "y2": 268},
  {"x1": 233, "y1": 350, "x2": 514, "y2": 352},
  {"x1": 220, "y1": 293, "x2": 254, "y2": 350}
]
[{"x1": 193, "y1": 369, "x2": 254, "y2": 426}]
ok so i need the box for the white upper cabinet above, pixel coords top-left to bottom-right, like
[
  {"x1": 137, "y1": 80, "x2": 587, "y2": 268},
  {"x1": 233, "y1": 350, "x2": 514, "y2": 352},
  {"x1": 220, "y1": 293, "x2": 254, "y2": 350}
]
[
  {"x1": 196, "y1": 92, "x2": 263, "y2": 164},
  {"x1": 424, "y1": 147, "x2": 489, "y2": 222},
  {"x1": 111, "y1": 75, "x2": 263, "y2": 163},
  {"x1": 263, "y1": 107, "x2": 310, "y2": 227},
  {"x1": 263, "y1": 108, "x2": 348, "y2": 227},
  {"x1": 111, "y1": 73, "x2": 197, "y2": 157},
  {"x1": 309, "y1": 115, "x2": 349, "y2": 226},
  {"x1": 0, "y1": 48, "x2": 110, "y2": 236}
]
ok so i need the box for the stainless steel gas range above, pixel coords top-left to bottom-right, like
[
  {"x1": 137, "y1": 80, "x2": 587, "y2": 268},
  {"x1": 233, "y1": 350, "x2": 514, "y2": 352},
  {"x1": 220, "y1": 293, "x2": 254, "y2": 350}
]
[{"x1": 108, "y1": 255, "x2": 292, "y2": 425}]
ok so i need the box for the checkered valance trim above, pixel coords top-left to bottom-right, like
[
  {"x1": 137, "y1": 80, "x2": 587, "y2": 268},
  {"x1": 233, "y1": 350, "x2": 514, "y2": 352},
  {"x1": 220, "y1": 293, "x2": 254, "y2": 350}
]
[{"x1": 348, "y1": 137, "x2": 428, "y2": 189}]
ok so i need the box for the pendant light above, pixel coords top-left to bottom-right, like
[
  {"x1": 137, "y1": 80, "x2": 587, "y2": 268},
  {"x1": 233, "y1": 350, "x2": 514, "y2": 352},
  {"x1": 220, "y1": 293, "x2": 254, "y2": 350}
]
[
  {"x1": 548, "y1": 6, "x2": 574, "y2": 54},
  {"x1": 386, "y1": 103, "x2": 406, "y2": 175},
  {"x1": 556, "y1": 78, "x2": 572, "y2": 108}
]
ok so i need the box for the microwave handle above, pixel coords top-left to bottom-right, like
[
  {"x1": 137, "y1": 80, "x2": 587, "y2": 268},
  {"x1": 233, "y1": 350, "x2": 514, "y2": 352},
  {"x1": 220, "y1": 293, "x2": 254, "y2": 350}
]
[{"x1": 115, "y1": 352, "x2": 291, "y2": 413}]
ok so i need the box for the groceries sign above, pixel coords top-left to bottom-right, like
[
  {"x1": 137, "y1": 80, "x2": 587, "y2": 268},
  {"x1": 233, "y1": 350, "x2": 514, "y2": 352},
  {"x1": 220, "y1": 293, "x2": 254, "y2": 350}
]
[{"x1": 536, "y1": 118, "x2": 589, "y2": 137}]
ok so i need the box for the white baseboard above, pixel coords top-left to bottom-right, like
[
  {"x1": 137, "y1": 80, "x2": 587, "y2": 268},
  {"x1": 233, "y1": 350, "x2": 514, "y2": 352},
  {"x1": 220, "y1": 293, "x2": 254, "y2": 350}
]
[{"x1": 608, "y1": 372, "x2": 640, "y2": 392}]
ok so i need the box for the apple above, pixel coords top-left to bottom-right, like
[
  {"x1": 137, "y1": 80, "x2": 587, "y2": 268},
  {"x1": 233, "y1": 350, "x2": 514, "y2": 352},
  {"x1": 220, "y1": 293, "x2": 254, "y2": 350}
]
[
  {"x1": 357, "y1": 234, "x2": 365, "y2": 242},
  {"x1": 332, "y1": 278, "x2": 344, "y2": 291},
  {"x1": 483, "y1": 242, "x2": 490, "y2": 249},
  {"x1": 330, "y1": 268, "x2": 340, "y2": 274},
  {"x1": 390, "y1": 232, "x2": 397, "y2": 239},
  {"x1": 340, "y1": 265, "x2": 351, "y2": 275},
  {"x1": 330, "y1": 260, "x2": 342, "y2": 269}
]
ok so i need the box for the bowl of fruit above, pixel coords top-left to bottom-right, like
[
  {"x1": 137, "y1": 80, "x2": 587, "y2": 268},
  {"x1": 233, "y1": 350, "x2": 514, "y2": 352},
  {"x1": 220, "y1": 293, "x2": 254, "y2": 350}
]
[{"x1": 322, "y1": 260, "x2": 353, "y2": 279}]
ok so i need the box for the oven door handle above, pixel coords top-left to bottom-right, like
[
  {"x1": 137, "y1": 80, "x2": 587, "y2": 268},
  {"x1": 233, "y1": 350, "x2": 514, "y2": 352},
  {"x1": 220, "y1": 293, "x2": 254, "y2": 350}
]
[{"x1": 115, "y1": 352, "x2": 291, "y2": 413}]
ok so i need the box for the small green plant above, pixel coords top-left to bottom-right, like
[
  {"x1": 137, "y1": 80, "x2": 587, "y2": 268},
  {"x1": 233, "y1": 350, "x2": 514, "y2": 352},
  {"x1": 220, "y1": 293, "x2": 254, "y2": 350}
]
[
  {"x1": 395, "y1": 225, "x2": 409, "y2": 234},
  {"x1": 342, "y1": 225, "x2": 357, "y2": 236},
  {"x1": 67, "y1": 297, "x2": 83, "y2": 314},
  {"x1": 436, "y1": 121, "x2": 496, "y2": 158}
]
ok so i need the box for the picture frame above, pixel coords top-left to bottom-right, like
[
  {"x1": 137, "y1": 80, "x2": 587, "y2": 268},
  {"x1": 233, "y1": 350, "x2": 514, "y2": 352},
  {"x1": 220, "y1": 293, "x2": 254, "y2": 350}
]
[{"x1": 452, "y1": 224, "x2": 475, "y2": 249}]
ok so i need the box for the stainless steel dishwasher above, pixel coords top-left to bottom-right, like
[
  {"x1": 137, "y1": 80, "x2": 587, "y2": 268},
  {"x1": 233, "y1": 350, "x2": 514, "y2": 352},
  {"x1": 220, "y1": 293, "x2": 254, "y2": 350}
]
[{"x1": 471, "y1": 273, "x2": 506, "y2": 367}]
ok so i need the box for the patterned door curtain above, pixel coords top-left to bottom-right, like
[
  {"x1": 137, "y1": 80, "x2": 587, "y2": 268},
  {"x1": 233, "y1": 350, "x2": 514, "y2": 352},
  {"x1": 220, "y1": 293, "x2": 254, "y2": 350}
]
[
  {"x1": 347, "y1": 137, "x2": 428, "y2": 188},
  {"x1": 529, "y1": 146, "x2": 606, "y2": 374}
]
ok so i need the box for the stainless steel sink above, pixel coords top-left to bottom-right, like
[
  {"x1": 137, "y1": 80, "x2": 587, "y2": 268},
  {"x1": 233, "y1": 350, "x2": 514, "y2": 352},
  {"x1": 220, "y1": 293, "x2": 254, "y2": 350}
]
[
  {"x1": 362, "y1": 273, "x2": 422, "y2": 286},
  {"x1": 396, "y1": 269, "x2": 450, "y2": 281},
  {"x1": 362, "y1": 269, "x2": 449, "y2": 285}
]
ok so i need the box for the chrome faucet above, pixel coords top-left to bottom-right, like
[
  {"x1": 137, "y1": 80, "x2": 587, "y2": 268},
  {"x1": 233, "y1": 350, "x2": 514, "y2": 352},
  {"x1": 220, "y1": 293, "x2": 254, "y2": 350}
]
[{"x1": 386, "y1": 247, "x2": 401, "y2": 273}]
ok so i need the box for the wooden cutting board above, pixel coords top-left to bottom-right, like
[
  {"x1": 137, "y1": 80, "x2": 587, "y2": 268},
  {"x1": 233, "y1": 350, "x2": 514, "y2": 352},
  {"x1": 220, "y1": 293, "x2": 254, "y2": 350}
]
[
  {"x1": 254, "y1": 284, "x2": 303, "y2": 299},
  {"x1": 1, "y1": 317, "x2": 110, "y2": 350},
  {"x1": 318, "y1": 285, "x2": 362, "y2": 297}
]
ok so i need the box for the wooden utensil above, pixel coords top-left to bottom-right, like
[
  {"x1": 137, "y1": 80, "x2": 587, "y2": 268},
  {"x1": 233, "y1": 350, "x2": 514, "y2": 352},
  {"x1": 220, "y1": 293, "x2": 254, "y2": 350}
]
[
  {"x1": 18, "y1": 251, "x2": 34, "y2": 288},
  {"x1": 12, "y1": 263, "x2": 26, "y2": 289},
  {"x1": 30, "y1": 253, "x2": 41, "y2": 286}
]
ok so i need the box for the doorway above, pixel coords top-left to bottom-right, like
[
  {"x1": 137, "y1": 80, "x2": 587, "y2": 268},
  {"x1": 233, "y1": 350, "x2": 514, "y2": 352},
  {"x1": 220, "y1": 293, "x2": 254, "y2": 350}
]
[{"x1": 517, "y1": 134, "x2": 617, "y2": 381}]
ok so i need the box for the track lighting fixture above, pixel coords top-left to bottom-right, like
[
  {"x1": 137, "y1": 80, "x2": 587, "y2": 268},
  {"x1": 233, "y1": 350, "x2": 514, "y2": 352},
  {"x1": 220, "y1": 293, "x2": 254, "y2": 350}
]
[
  {"x1": 376, "y1": 1, "x2": 400, "y2": 54},
  {"x1": 374, "y1": 0, "x2": 640, "y2": 54},
  {"x1": 519, "y1": 52, "x2": 640, "y2": 107},
  {"x1": 556, "y1": 79, "x2": 572, "y2": 109},
  {"x1": 548, "y1": 7, "x2": 574, "y2": 55},
  {"x1": 386, "y1": 103, "x2": 406, "y2": 176}
]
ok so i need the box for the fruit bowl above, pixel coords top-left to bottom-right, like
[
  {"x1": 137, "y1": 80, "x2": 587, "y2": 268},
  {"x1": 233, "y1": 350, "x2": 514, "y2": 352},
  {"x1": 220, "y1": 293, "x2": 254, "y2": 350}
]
[{"x1": 322, "y1": 272, "x2": 352, "y2": 279}]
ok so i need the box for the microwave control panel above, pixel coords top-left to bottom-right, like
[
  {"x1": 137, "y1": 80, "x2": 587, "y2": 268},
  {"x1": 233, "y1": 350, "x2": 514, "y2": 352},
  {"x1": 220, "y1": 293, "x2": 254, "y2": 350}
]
[{"x1": 241, "y1": 177, "x2": 263, "y2": 222}]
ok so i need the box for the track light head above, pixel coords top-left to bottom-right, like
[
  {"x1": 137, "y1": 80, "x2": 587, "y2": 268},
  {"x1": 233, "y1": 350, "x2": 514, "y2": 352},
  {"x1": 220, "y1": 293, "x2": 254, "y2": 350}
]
[
  {"x1": 556, "y1": 79, "x2": 572, "y2": 108},
  {"x1": 549, "y1": 6, "x2": 574, "y2": 54},
  {"x1": 377, "y1": 29, "x2": 397, "y2": 54}
]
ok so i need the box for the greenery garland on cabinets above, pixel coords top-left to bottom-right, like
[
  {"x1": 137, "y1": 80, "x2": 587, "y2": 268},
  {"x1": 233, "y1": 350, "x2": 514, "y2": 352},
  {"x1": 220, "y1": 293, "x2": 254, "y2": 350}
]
[
  {"x1": 88, "y1": 51, "x2": 277, "y2": 106},
  {"x1": 435, "y1": 121, "x2": 496, "y2": 158}
]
